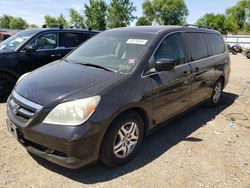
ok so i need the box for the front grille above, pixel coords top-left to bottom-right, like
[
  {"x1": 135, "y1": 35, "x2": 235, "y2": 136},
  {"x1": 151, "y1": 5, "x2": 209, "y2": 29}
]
[{"x1": 8, "y1": 91, "x2": 43, "y2": 125}]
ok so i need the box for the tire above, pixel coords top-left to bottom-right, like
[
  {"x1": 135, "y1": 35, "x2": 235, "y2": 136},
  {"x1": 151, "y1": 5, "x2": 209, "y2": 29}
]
[
  {"x1": 0, "y1": 72, "x2": 17, "y2": 102},
  {"x1": 207, "y1": 78, "x2": 223, "y2": 107},
  {"x1": 232, "y1": 50, "x2": 237, "y2": 55},
  {"x1": 100, "y1": 111, "x2": 144, "y2": 167}
]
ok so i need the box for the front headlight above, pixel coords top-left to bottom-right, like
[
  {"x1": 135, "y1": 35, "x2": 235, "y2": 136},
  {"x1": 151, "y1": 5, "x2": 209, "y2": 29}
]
[{"x1": 43, "y1": 96, "x2": 101, "y2": 126}]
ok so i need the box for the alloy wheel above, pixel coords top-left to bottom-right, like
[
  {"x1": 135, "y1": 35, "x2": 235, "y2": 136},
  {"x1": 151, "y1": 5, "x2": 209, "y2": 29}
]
[
  {"x1": 213, "y1": 81, "x2": 222, "y2": 103},
  {"x1": 113, "y1": 122, "x2": 139, "y2": 158}
]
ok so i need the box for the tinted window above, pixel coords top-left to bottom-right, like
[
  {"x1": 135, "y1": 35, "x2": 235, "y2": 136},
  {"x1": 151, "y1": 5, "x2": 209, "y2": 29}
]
[
  {"x1": 186, "y1": 33, "x2": 208, "y2": 61},
  {"x1": 3, "y1": 34, "x2": 11, "y2": 40},
  {"x1": 206, "y1": 34, "x2": 225, "y2": 55},
  {"x1": 29, "y1": 32, "x2": 57, "y2": 50},
  {"x1": 154, "y1": 33, "x2": 186, "y2": 66},
  {"x1": 59, "y1": 32, "x2": 93, "y2": 48}
]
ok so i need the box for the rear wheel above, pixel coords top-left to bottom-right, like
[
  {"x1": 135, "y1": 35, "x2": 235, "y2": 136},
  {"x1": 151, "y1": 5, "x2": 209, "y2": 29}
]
[
  {"x1": 0, "y1": 73, "x2": 16, "y2": 102},
  {"x1": 207, "y1": 79, "x2": 223, "y2": 107},
  {"x1": 100, "y1": 111, "x2": 144, "y2": 167}
]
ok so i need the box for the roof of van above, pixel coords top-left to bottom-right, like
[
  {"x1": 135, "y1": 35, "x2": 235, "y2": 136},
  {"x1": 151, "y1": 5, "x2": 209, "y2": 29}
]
[
  {"x1": 21, "y1": 28, "x2": 99, "y2": 34},
  {"x1": 110, "y1": 26, "x2": 221, "y2": 35}
]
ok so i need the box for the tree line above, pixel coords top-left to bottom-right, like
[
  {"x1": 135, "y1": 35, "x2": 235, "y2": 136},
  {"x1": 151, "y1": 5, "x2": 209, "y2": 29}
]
[
  {"x1": 0, "y1": 0, "x2": 249, "y2": 35},
  {"x1": 196, "y1": 0, "x2": 250, "y2": 34}
]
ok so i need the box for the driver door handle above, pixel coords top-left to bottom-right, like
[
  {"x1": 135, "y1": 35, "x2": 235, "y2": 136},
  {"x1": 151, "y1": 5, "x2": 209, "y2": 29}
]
[{"x1": 51, "y1": 54, "x2": 61, "y2": 57}]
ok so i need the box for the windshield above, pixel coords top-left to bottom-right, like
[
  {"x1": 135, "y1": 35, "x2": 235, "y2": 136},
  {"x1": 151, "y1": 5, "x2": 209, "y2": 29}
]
[
  {"x1": 67, "y1": 30, "x2": 155, "y2": 73},
  {"x1": 0, "y1": 30, "x2": 38, "y2": 51}
]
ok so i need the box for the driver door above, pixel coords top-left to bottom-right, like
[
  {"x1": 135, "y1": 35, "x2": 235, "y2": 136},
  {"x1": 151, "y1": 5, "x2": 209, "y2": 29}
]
[
  {"x1": 18, "y1": 32, "x2": 61, "y2": 74},
  {"x1": 149, "y1": 33, "x2": 192, "y2": 124}
]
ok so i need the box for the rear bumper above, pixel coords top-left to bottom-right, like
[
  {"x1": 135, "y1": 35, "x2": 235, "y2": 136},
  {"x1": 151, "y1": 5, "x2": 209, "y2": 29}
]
[{"x1": 6, "y1": 110, "x2": 107, "y2": 169}]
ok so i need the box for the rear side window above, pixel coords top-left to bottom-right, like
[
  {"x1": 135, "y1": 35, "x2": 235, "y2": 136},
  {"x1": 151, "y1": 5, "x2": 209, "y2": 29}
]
[
  {"x1": 59, "y1": 32, "x2": 93, "y2": 48},
  {"x1": 186, "y1": 33, "x2": 208, "y2": 61},
  {"x1": 154, "y1": 33, "x2": 186, "y2": 66},
  {"x1": 206, "y1": 34, "x2": 226, "y2": 55}
]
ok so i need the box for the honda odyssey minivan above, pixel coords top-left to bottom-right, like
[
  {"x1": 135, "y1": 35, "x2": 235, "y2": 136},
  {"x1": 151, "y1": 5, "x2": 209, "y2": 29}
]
[{"x1": 6, "y1": 26, "x2": 230, "y2": 169}]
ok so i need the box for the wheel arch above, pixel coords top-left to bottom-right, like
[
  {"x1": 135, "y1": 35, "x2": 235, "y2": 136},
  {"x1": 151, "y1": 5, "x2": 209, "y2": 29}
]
[
  {"x1": 218, "y1": 75, "x2": 225, "y2": 89},
  {"x1": 108, "y1": 106, "x2": 150, "y2": 135},
  {"x1": 98, "y1": 106, "x2": 150, "y2": 156},
  {"x1": 0, "y1": 69, "x2": 19, "y2": 79}
]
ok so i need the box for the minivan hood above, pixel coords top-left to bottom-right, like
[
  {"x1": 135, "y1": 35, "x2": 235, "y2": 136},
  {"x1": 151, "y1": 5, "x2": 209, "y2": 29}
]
[{"x1": 15, "y1": 60, "x2": 125, "y2": 107}]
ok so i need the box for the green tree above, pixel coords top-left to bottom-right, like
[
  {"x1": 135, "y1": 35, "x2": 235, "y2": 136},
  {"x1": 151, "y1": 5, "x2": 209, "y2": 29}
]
[
  {"x1": 136, "y1": 16, "x2": 152, "y2": 26},
  {"x1": 85, "y1": 0, "x2": 107, "y2": 30},
  {"x1": 44, "y1": 14, "x2": 68, "y2": 28},
  {"x1": 44, "y1": 15, "x2": 58, "y2": 27},
  {"x1": 9, "y1": 17, "x2": 29, "y2": 30},
  {"x1": 196, "y1": 13, "x2": 238, "y2": 34},
  {"x1": 0, "y1": 15, "x2": 13, "y2": 28},
  {"x1": 107, "y1": 0, "x2": 136, "y2": 28},
  {"x1": 29, "y1": 24, "x2": 38, "y2": 28},
  {"x1": 226, "y1": 0, "x2": 250, "y2": 30},
  {"x1": 57, "y1": 14, "x2": 68, "y2": 28},
  {"x1": 69, "y1": 8, "x2": 86, "y2": 28},
  {"x1": 142, "y1": 0, "x2": 188, "y2": 25}
]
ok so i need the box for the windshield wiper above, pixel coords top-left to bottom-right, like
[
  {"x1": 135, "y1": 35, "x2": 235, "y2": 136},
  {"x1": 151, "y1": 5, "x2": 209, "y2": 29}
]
[
  {"x1": 79, "y1": 63, "x2": 118, "y2": 73},
  {"x1": 62, "y1": 58, "x2": 69, "y2": 63}
]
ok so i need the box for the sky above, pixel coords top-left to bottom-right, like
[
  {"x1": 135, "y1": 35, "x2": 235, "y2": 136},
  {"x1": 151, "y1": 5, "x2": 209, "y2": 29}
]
[{"x1": 0, "y1": 0, "x2": 239, "y2": 27}]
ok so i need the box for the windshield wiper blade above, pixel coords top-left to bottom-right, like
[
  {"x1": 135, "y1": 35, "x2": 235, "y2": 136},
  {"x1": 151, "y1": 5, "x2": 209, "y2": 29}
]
[
  {"x1": 62, "y1": 58, "x2": 69, "y2": 63},
  {"x1": 80, "y1": 63, "x2": 117, "y2": 73}
]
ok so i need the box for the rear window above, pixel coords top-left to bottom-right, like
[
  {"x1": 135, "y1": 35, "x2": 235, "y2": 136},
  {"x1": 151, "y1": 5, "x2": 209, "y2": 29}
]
[
  {"x1": 59, "y1": 32, "x2": 93, "y2": 48},
  {"x1": 186, "y1": 33, "x2": 208, "y2": 61},
  {"x1": 206, "y1": 34, "x2": 226, "y2": 55}
]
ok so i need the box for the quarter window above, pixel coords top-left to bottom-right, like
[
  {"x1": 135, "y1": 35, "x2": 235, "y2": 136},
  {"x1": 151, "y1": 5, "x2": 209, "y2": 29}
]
[
  {"x1": 29, "y1": 33, "x2": 57, "y2": 50},
  {"x1": 154, "y1": 33, "x2": 186, "y2": 66},
  {"x1": 186, "y1": 33, "x2": 208, "y2": 61},
  {"x1": 206, "y1": 34, "x2": 226, "y2": 55},
  {"x1": 59, "y1": 32, "x2": 93, "y2": 48}
]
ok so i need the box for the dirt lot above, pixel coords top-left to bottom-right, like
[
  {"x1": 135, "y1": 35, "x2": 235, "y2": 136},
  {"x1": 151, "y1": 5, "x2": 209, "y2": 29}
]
[{"x1": 0, "y1": 54, "x2": 250, "y2": 188}]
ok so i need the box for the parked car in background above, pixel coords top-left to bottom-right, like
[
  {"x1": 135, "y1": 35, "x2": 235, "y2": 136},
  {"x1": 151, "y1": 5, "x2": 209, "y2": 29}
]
[
  {"x1": 0, "y1": 28, "x2": 99, "y2": 100},
  {"x1": 6, "y1": 26, "x2": 230, "y2": 169},
  {"x1": 0, "y1": 31, "x2": 14, "y2": 43}
]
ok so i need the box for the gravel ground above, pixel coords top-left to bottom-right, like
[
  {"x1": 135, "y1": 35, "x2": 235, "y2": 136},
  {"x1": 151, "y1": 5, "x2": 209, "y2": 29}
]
[{"x1": 0, "y1": 54, "x2": 250, "y2": 188}]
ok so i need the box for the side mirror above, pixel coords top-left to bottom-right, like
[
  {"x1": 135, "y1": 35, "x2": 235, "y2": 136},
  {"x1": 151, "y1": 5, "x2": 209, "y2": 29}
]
[
  {"x1": 23, "y1": 45, "x2": 36, "y2": 52},
  {"x1": 155, "y1": 58, "x2": 175, "y2": 72}
]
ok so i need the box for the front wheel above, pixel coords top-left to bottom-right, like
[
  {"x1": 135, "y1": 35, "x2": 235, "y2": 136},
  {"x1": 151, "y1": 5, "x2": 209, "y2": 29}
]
[
  {"x1": 0, "y1": 73, "x2": 17, "y2": 102},
  {"x1": 100, "y1": 111, "x2": 144, "y2": 167},
  {"x1": 207, "y1": 79, "x2": 223, "y2": 107}
]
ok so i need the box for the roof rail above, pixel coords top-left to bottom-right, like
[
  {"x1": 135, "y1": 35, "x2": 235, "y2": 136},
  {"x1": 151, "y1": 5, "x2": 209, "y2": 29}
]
[{"x1": 183, "y1": 24, "x2": 212, "y2": 30}]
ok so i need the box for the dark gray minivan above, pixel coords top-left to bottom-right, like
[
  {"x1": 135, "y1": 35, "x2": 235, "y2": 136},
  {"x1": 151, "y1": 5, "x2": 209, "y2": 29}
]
[{"x1": 6, "y1": 26, "x2": 230, "y2": 168}]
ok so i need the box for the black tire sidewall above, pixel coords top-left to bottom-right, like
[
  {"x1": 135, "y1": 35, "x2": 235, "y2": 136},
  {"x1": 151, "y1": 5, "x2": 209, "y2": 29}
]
[
  {"x1": 0, "y1": 73, "x2": 16, "y2": 101},
  {"x1": 209, "y1": 79, "x2": 223, "y2": 107},
  {"x1": 100, "y1": 112, "x2": 144, "y2": 167}
]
